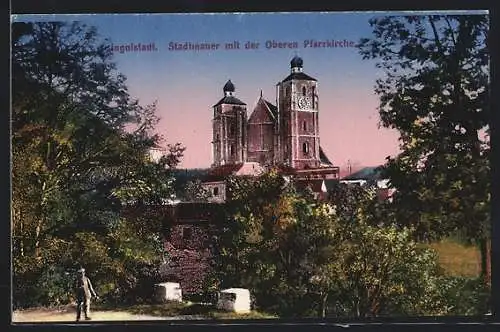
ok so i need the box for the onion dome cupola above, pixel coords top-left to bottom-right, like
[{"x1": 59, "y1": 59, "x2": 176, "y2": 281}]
[
  {"x1": 213, "y1": 79, "x2": 246, "y2": 107},
  {"x1": 223, "y1": 79, "x2": 235, "y2": 96},
  {"x1": 290, "y1": 55, "x2": 303, "y2": 73},
  {"x1": 282, "y1": 56, "x2": 317, "y2": 82}
]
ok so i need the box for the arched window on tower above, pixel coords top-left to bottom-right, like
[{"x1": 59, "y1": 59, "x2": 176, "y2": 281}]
[
  {"x1": 302, "y1": 142, "x2": 310, "y2": 156},
  {"x1": 230, "y1": 144, "x2": 235, "y2": 156},
  {"x1": 285, "y1": 86, "x2": 290, "y2": 97},
  {"x1": 229, "y1": 123, "x2": 235, "y2": 135},
  {"x1": 302, "y1": 86, "x2": 306, "y2": 96},
  {"x1": 303, "y1": 121, "x2": 307, "y2": 132}
]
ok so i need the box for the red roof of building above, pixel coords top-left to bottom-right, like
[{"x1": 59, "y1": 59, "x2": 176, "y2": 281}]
[{"x1": 203, "y1": 163, "x2": 245, "y2": 182}]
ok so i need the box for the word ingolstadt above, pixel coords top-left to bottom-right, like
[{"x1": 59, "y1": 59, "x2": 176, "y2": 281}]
[{"x1": 112, "y1": 42, "x2": 158, "y2": 54}]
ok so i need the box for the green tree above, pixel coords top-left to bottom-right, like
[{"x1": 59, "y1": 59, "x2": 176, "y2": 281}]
[
  {"x1": 216, "y1": 170, "x2": 308, "y2": 315},
  {"x1": 357, "y1": 14, "x2": 491, "y2": 286},
  {"x1": 219, "y1": 175, "x2": 448, "y2": 317},
  {"x1": 339, "y1": 223, "x2": 443, "y2": 317},
  {"x1": 11, "y1": 21, "x2": 183, "y2": 307}
]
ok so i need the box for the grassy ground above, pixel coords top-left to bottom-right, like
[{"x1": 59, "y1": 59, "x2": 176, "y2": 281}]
[{"x1": 427, "y1": 238, "x2": 481, "y2": 277}]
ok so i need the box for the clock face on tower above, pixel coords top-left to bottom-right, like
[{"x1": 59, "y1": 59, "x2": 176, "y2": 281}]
[{"x1": 298, "y1": 97, "x2": 311, "y2": 110}]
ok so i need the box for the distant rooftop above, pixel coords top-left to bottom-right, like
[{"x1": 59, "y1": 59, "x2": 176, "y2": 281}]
[
  {"x1": 282, "y1": 72, "x2": 317, "y2": 82},
  {"x1": 213, "y1": 95, "x2": 247, "y2": 107},
  {"x1": 319, "y1": 147, "x2": 333, "y2": 166},
  {"x1": 341, "y1": 166, "x2": 385, "y2": 182}
]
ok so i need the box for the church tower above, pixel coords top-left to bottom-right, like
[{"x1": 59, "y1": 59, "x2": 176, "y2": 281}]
[
  {"x1": 276, "y1": 56, "x2": 321, "y2": 169},
  {"x1": 212, "y1": 80, "x2": 248, "y2": 166}
]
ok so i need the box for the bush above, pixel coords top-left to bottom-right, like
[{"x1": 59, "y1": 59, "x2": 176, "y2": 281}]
[
  {"x1": 106, "y1": 260, "x2": 162, "y2": 305},
  {"x1": 435, "y1": 276, "x2": 490, "y2": 315},
  {"x1": 35, "y1": 265, "x2": 75, "y2": 306},
  {"x1": 13, "y1": 257, "x2": 41, "y2": 309},
  {"x1": 13, "y1": 261, "x2": 74, "y2": 309}
]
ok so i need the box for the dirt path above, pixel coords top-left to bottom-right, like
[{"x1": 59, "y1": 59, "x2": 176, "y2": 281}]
[{"x1": 12, "y1": 308, "x2": 205, "y2": 323}]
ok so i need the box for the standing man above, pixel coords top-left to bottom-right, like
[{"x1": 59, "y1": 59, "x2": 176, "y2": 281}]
[{"x1": 74, "y1": 267, "x2": 99, "y2": 321}]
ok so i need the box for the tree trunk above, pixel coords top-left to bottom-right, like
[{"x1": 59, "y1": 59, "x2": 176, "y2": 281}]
[
  {"x1": 34, "y1": 219, "x2": 42, "y2": 258},
  {"x1": 35, "y1": 181, "x2": 48, "y2": 258},
  {"x1": 354, "y1": 294, "x2": 361, "y2": 318},
  {"x1": 320, "y1": 293, "x2": 328, "y2": 318},
  {"x1": 20, "y1": 209, "x2": 24, "y2": 257},
  {"x1": 14, "y1": 204, "x2": 25, "y2": 257}
]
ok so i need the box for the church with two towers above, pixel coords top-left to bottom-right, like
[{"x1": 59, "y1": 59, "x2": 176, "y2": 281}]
[{"x1": 204, "y1": 56, "x2": 339, "y2": 201}]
